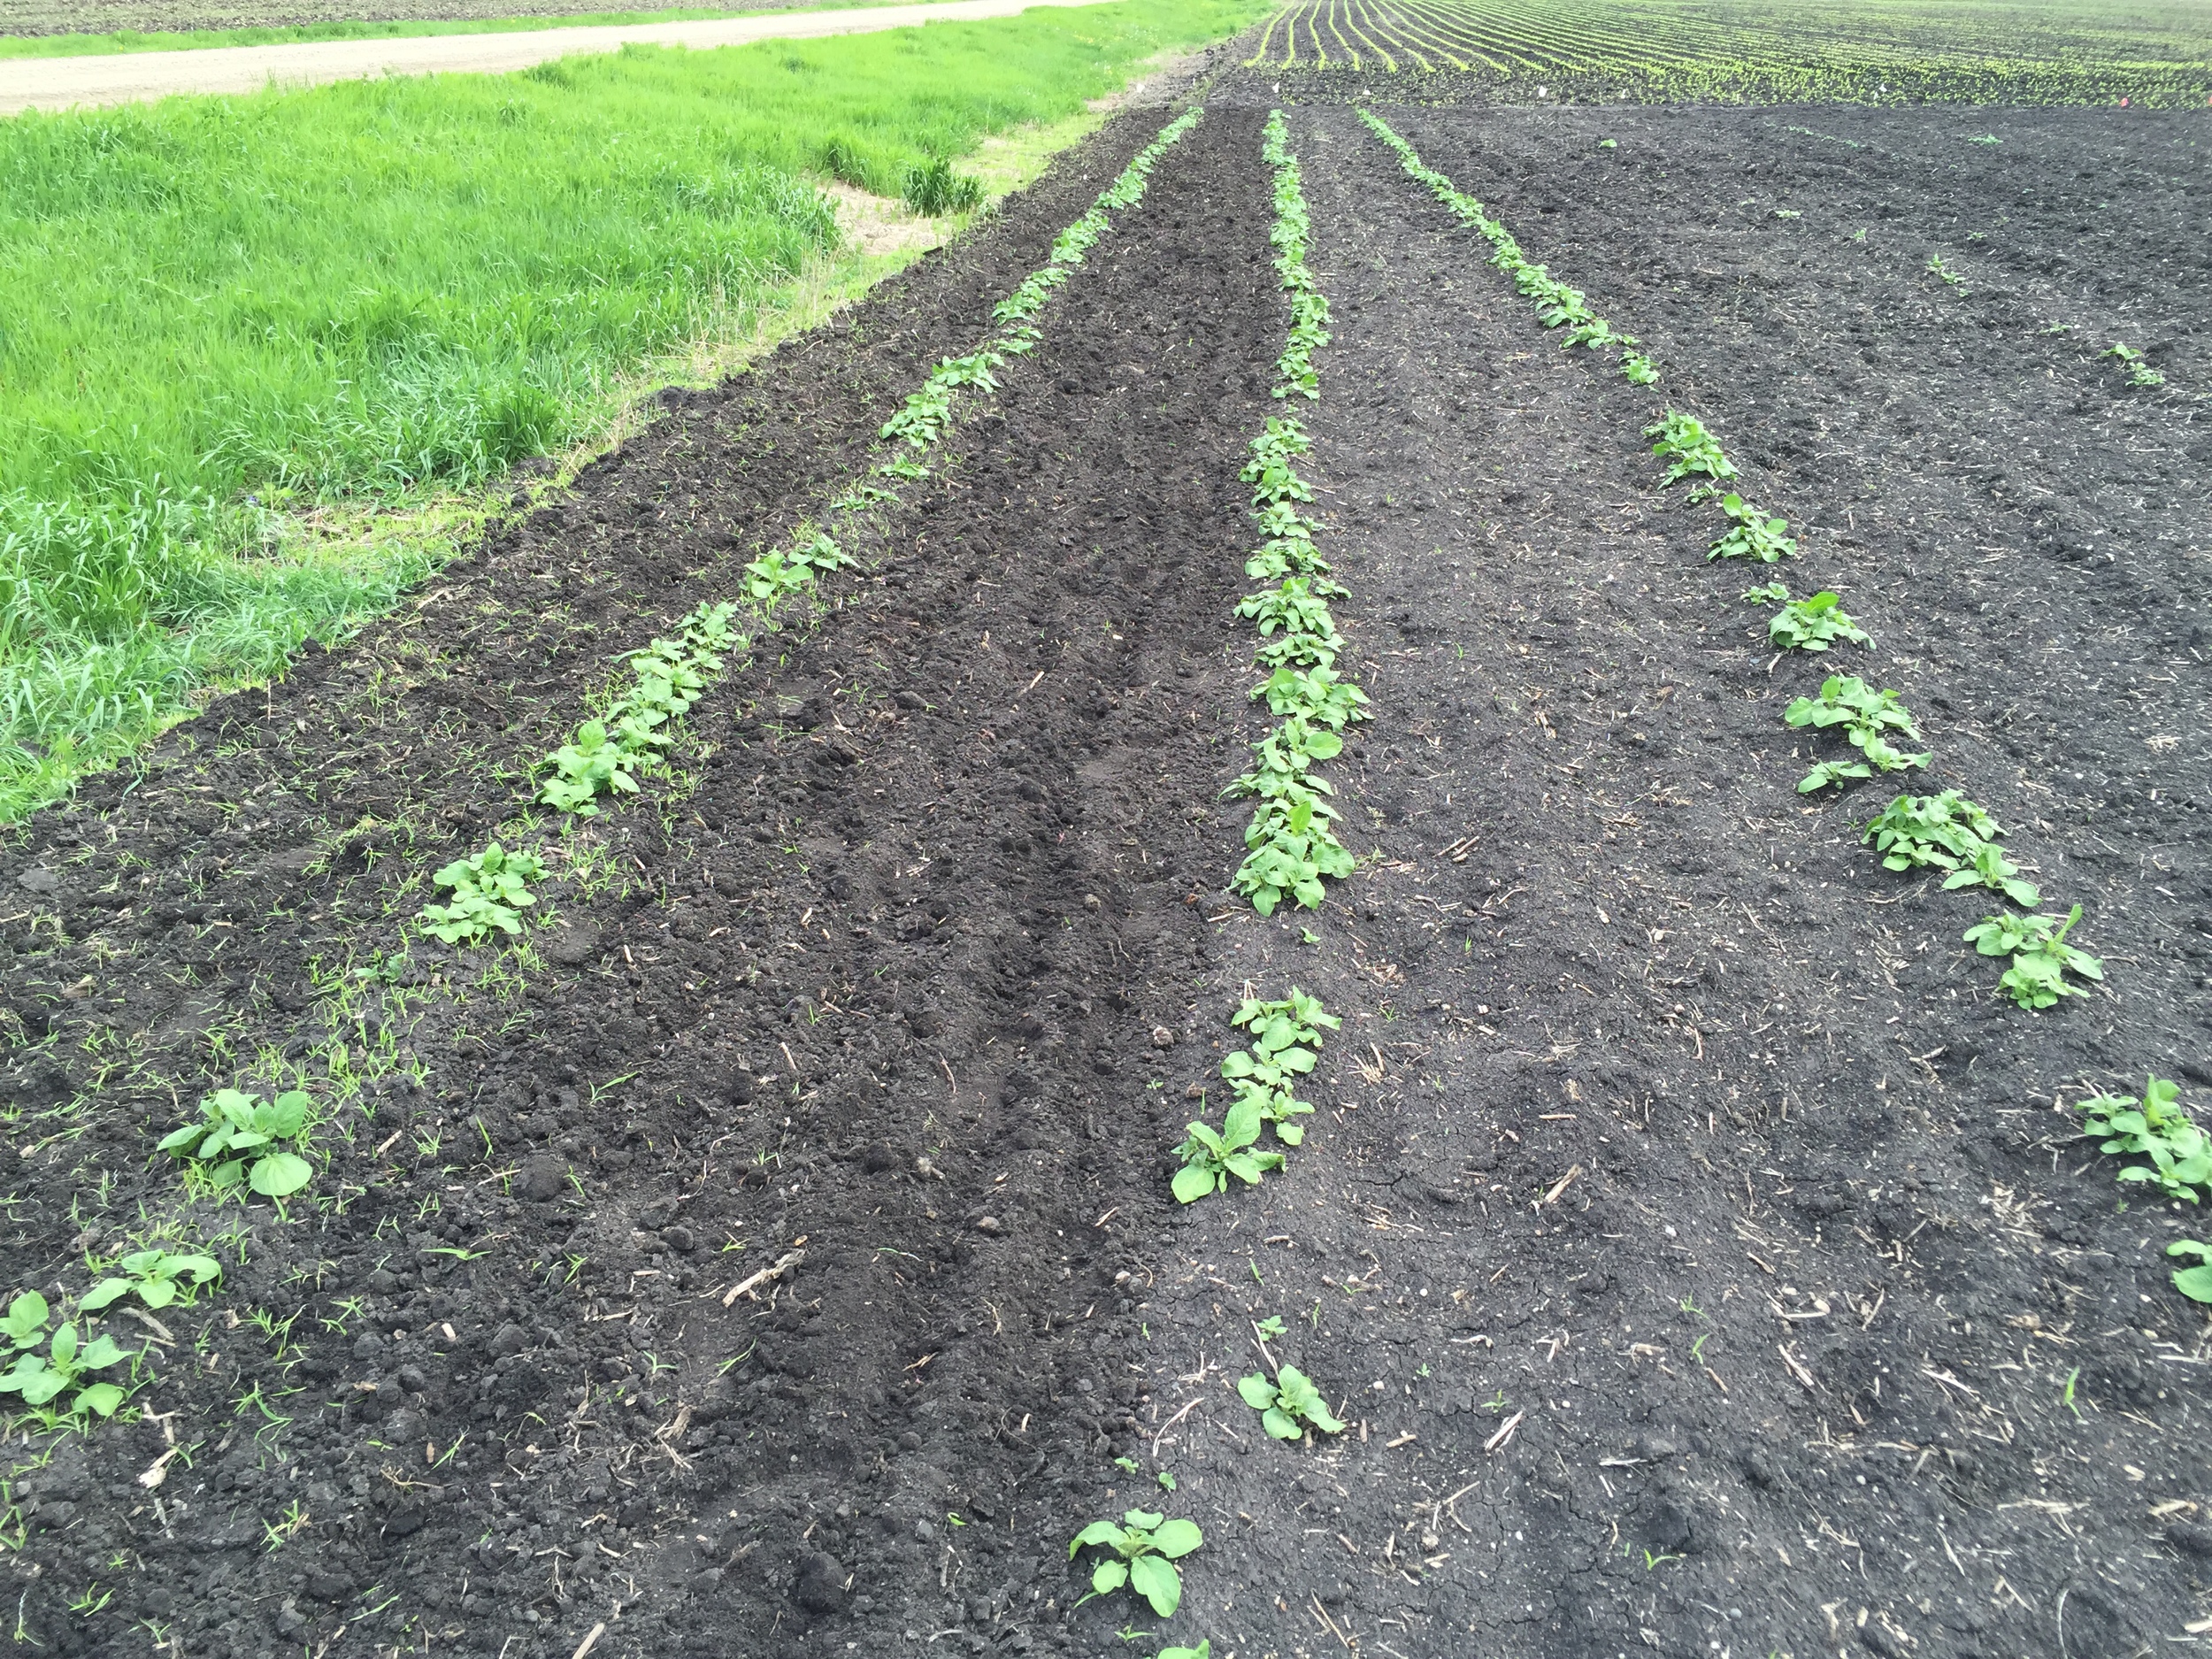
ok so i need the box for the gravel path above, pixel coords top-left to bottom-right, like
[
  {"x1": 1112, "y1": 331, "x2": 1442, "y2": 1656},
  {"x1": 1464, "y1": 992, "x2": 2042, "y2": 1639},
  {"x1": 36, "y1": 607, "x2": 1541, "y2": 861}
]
[{"x1": 0, "y1": 0, "x2": 1111, "y2": 113}]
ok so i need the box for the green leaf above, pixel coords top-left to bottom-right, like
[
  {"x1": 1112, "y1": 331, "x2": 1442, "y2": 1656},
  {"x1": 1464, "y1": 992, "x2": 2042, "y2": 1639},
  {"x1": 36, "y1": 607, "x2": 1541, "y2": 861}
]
[
  {"x1": 265, "y1": 1092, "x2": 311, "y2": 1137},
  {"x1": 1127, "y1": 1552, "x2": 1182, "y2": 1617},
  {"x1": 1152, "y1": 1517, "x2": 1203, "y2": 1557},
  {"x1": 73, "y1": 1381, "x2": 126, "y2": 1417},
  {"x1": 1122, "y1": 1509, "x2": 1164, "y2": 1531},
  {"x1": 1070, "y1": 1520, "x2": 1125, "y2": 1558},
  {"x1": 78, "y1": 1279, "x2": 131, "y2": 1313},
  {"x1": 1089, "y1": 1559, "x2": 1130, "y2": 1599},
  {"x1": 1262, "y1": 1404, "x2": 1301, "y2": 1440},
  {"x1": 1171, "y1": 1164, "x2": 1217, "y2": 1205},
  {"x1": 77, "y1": 1334, "x2": 128, "y2": 1371},
  {"x1": 155, "y1": 1124, "x2": 204, "y2": 1155},
  {"x1": 250, "y1": 1151, "x2": 313, "y2": 1198}
]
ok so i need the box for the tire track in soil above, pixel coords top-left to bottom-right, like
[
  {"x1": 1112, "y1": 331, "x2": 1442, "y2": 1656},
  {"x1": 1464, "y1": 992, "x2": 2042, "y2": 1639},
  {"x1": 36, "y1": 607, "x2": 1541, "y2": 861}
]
[
  {"x1": 0, "y1": 102, "x2": 1283, "y2": 1659},
  {"x1": 1106, "y1": 99, "x2": 2209, "y2": 1659}
]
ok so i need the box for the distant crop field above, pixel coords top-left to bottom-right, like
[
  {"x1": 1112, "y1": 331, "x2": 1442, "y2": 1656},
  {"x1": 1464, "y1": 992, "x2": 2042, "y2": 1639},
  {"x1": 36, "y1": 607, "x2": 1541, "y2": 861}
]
[{"x1": 1250, "y1": 0, "x2": 2212, "y2": 102}]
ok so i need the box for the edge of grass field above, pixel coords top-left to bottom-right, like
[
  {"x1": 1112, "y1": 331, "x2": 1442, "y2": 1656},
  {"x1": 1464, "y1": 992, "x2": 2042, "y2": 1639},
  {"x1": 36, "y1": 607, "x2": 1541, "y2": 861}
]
[
  {"x1": 0, "y1": 87, "x2": 1158, "y2": 818},
  {"x1": 0, "y1": 0, "x2": 962, "y2": 61}
]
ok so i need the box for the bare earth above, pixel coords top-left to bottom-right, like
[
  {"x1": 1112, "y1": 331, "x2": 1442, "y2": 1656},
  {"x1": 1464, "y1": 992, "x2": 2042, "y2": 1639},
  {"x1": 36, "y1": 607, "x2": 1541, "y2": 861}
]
[{"x1": 0, "y1": 0, "x2": 1111, "y2": 112}]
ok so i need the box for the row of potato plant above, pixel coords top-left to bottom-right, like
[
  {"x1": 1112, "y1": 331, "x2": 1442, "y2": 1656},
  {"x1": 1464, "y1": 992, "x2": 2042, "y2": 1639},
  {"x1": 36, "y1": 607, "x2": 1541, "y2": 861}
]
[
  {"x1": 1126, "y1": 984, "x2": 1345, "y2": 1652},
  {"x1": 1359, "y1": 111, "x2": 2104, "y2": 1014},
  {"x1": 1226, "y1": 110, "x2": 1368, "y2": 920},
  {"x1": 3, "y1": 111, "x2": 1216, "y2": 1446}
]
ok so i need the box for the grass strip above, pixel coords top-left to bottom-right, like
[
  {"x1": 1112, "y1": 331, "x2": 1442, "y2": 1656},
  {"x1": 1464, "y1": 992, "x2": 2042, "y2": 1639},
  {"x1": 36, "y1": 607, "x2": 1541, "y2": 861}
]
[{"x1": 0, "y1": 0, "x2": 1270, "y2": 821}]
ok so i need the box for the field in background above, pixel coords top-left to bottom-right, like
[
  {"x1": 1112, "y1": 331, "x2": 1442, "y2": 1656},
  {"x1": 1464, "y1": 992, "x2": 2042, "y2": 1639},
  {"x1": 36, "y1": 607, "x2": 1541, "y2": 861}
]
[
  {"x1": 0, "y1": 0, "x2": 927, "y2": 59},
  {"x1": 0, "y1": 0, "x2": 1263, "y2": 818},
  {"x1": 1252, "y1": 0, "x2": 2212, "y2": 102}
]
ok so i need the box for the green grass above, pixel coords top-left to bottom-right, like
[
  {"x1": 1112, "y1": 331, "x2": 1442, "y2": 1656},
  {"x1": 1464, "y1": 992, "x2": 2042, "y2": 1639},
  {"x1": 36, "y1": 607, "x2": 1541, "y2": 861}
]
[
  {"x1": 0, "y1": 0, "x2": 1270, "y2": 819},
  {"x1": 0, "y1": 0, "x2": 946, "y2": 61}
]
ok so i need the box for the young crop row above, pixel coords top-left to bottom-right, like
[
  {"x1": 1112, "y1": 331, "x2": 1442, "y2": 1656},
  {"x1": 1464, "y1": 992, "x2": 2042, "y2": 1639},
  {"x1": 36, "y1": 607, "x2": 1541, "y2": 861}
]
[
  {"x1": 0, "y1": 110, "x2": 1214, "y2": 1443},
  {"x1": 1104, "y1": 983, "x2": 1346, "y2": 1655},
  {"x1": 1360, "y1": 110, "x2": 2105, "y2": 1014},
  {"x1": 1226, "y1": 111, "x2": 1370, "y2": 920},
  {"x1": 1084, "y1": 118, "x2": 1376, "y2": 1655},
  {"x1": 1356, "y1": 116, "x2": 2212, "y2": 1310}
]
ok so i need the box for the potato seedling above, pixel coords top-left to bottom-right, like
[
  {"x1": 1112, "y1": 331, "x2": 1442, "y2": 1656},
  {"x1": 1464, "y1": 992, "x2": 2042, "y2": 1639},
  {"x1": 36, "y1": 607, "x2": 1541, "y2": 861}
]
[
  {"x1": 1785, "y1": 676, "x2": 1929, "y2": 790},
  {"x1": 1963, "y1": 902, "x2": 2102, "y2": 1008},
  {"x1": 1237, "y1": 579, "x2": 1342, "y2": 645},
  {"x1": 1621, "y1": 353, "x2": 1660, "y2": 385},
  {"x1": 81, "y1": 1251, "x2": 222, "y2": 1313},
  {"x1": 2166, "y1": 1241, "x2": 2212, "y2": 1303},
  {"x1": 1861, "y1": 789, "x2": 2002, "y2": 872},
  {"x1": 2076, "y1": 1076, "x2": 2210, "y2": 1202},
  {"x1": 1708, "y1": 493, "x2": 1796, "y2": 561},
  {"x1": 2105, "y1": 342, "x2": 2165, "y2": 388},
  {"x1": 1238, "y1": 1364, "x2": 1346, "y2": 1439},
  {"x1": 1156, "y1": 1646, "x2": 1211, "y2": 1659},
  {"x1": 1254, "y1": 664, "x2": 1370, "y2": 730},
  {"x1": 1246, "y1": 534, "x2": 1331, "y2": 582},
  {"x1": 1223, "y1": 987, "x2": 1340, "y2": 1145},
  {"x1": 1942, "y1": 842, "x2": 2039, "y2": 908},
  {"x1": 1758, "y1": 588, "x2": 1870, "y2": 651},
  {"x1": 1644, "y1": 411, "x2": 1739, "y2": 491},
  {"x1": 1069, "y1": 1509, "x2": 1203, "y2": 1617},
  {"x1": 1234, "y1": 796, "x2": 1354, "y2": 917},
  {"x1": 160, "y1": 1088, "x2": 316, "y2": 1198},
  {"x1": 542, "y1": 720, "x2": 647, "y2": 815},
  {"x1": 0, "y1": 1323, "x2": 130, "y2": 1418},
  {"x1": 1173, "y1": 1094, "x2": 1286, "y2": 1202},
  {"x1": 419, "y1": 843, "x2": 547, "y2": 945}
]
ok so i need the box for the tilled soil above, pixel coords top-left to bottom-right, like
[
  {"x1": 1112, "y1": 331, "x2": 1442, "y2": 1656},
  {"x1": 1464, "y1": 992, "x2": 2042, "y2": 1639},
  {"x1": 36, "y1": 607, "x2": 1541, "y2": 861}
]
[{"x1": 3, "y1": 62, "x2": 2210, "y2": 1659}]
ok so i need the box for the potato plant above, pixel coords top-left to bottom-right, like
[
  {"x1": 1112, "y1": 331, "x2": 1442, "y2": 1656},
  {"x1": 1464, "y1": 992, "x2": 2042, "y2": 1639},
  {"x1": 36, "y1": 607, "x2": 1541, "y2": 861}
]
[
  {"x1": 1220, "y1": 115, "x2": 1366, "y2": 920},
  {"x1": 1172, "y1": 1093, "x2": 1285, "y2": 1202},
  {"x1": 158, "y1": 1087, "x2": 316, "y2": 1198},
  {"x1": 1645, "y1": 411, "x2": 1739, "y2": 493},
  {"x1": 81, "y1": 1250, "x2": 222, "y2": 1313},
  {"x1": 2076, "y1": 1076, "x2": 2210, "y2": 1202},
  {"x1": 1963, "y1": 903, "x2": 2102, "y2": 1008},
  {"x1": 1750, "y1": 586, "x2": 1869, "y2": 650},
  {"x1": 1223, "y1": 987, "x2": 1340, "y2": 1145},
  {"x1": 0, "y1": 1317, "x2": 131, "y2": 1421},
  {"x1": 1238, "y1": 1364, "x2": 1346, "y2": 1440},
  {"x1": 1785, "y1": 675, "x2": 1929, "y2": 791},
  {"x1": 542, "y1": 600, "x2": 740, "y2": 817},
  {"x1": 1709, "y1": 493, "x2": 1798, "y2": 562},
  {"x1": 1069, "y1": 1509, "x2": 1203, "y2": 1618},
  {"x1": 1861, "y1": 789, "x2": 2004, "y2": 873},
  {"x1": 419, "y1": 843, "x2": 548, "y2": 945},
  {"x1": 1360, "y1": 111, "x2": 1657, "y2": 386}
]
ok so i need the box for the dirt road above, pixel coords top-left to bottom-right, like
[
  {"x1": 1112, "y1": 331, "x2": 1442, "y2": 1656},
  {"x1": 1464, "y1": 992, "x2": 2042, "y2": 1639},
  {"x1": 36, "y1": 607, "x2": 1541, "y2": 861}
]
[{"x1": 0, "y1": 0, "x2": 1112, "y2": 113}]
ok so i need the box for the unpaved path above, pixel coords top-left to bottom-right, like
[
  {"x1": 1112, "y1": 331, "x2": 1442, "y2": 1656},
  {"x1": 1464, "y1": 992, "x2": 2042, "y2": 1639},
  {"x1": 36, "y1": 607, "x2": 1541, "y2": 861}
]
[{"x1": 0, "y1": 0, "x2": 1110, "y2": 113}]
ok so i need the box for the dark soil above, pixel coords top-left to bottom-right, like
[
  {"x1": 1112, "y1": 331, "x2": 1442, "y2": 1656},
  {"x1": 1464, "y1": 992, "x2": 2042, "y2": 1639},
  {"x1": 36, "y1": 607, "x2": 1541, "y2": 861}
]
[
  {"x1": 1105, "y1": 93, "x2": 2210, "y2": 1659},
  {"x1": 4, "y1": 58, "x2": 2211, "y2": 1659}
]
